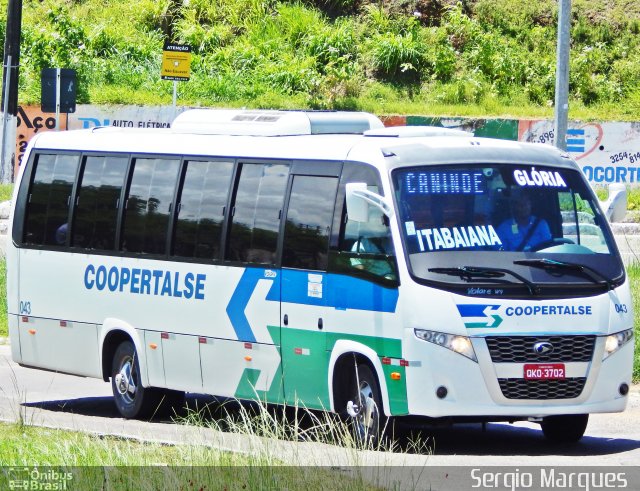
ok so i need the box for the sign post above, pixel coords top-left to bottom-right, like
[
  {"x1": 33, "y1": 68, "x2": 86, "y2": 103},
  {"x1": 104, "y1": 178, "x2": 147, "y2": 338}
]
[
  {"x1": 161, "y1": 43, "x2": 191, "y2": 118},
  {"x1": 41, "y1": 68, "x2": 77, "y2": 130},
  {"x1": 1, "y1": 55, "x2": 12, "y2": 182},
  {"x1": 554, "y1": 0, "x2": 571, "y2": 151},
  {"x1": 1, "y1": 0, "x2": 23, "y2": 183}
]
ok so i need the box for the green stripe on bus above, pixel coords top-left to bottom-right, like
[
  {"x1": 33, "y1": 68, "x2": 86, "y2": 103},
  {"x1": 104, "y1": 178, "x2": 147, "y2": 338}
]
[
  {"x1": 234, "y1": 325, "x2": 285, "y2": 403},
  {"x1": 381, "y1": 364, "x2": 409, "y2": 415},
  {"x1": 235, "y1": 367, "x2": 285, "y2": 404},
  {"x1": 233, "y1": 325, "x2": 408, "y2": 415}
]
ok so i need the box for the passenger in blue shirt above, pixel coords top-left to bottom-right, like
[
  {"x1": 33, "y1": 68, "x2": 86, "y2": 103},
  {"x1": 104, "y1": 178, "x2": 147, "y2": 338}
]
[{"x1": 496, "y1": 191, "x2": 552, "y2": 251}]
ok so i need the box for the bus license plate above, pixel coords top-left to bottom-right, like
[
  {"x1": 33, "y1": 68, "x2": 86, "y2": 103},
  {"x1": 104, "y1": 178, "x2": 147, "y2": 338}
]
[{"x1": 523, "y1": 363, "x2": 565, "y2": 380}]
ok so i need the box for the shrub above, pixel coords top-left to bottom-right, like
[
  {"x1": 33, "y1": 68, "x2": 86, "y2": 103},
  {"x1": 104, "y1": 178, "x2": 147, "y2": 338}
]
[
  {"x1": 174, "y1": 11, "x2": 234, "y2": 53},
  {"x1": 302, "y1": 19, "x2": 358, "y2": 70},
  {"x1": 368, "y1": 30, "x2": 426, "y2": 80}
]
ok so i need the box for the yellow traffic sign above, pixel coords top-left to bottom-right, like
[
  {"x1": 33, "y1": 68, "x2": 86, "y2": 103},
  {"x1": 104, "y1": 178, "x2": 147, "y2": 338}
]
[{"x1": 161, "y1": 43, "x2": 191, "y2": 81}]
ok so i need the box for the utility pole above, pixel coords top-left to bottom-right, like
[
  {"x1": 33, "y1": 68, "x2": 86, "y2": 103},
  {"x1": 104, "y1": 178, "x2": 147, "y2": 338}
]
[
  {"x1": 554, "y1": 0, "x2": 571, "y2": 151},
  {"x1": 1, "y1": 0, "x2": 23, "y2": 183}
]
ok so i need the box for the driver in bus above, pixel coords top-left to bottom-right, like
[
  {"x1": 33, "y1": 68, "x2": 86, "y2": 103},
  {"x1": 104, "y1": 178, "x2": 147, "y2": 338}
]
[
  {"x1": 496, "y1": 189, "x2": 552, "y2": 251},
  {"x1": 349, "y1": 211, "x2": 396, "y2": 279}
]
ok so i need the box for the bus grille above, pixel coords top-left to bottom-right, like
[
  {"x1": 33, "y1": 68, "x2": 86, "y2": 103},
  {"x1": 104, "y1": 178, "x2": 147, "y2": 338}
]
[
  {"x1": 498, "y1": 378, "x2": 587, "y2": 400},
  {"x1": 485, "y1": 335, "x2": 595, "y2": 363}
]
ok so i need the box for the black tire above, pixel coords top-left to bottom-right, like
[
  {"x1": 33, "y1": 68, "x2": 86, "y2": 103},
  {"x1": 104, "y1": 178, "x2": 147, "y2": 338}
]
[
  {"x1": 111, "y1": 340, "x2": 161, "y2": 419},
  {"x1": 540, "y1": 414, "x2": 589, "y2": 443},
  {"x1": 347, "y1": 364, "x2": 386, "y2": 446}
]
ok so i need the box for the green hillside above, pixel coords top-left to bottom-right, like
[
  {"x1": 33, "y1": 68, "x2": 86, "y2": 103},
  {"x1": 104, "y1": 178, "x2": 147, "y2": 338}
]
[{"x1": 3, "y1": 0, "x2": 640, "y2": 119}]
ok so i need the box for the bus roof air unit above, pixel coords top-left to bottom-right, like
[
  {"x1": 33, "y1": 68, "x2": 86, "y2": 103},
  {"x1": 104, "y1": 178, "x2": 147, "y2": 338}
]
[{"x1": 171, "y1": 109, "x2": 384, "y2": 136}]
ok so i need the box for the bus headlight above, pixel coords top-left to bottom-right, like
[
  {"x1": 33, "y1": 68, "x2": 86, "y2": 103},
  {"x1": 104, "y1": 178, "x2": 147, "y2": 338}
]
[
  {"x1": 414, "y1": 329, "x2": 477, "y2": 362},
  {"x1": 603, "y1": 329, "x2": 633, "y2": 360}
]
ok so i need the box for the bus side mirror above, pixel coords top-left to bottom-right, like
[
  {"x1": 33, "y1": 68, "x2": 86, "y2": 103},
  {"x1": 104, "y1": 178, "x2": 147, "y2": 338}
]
[
  {"x1": 345, "y1": 182, "x2": 393, "y2": 223},
  {"x1": 346, "y1": 183, "x2": 369, "y2": 222},
  {"x1": 602, "y1": 183, "x2": 627, "y2": 223}
]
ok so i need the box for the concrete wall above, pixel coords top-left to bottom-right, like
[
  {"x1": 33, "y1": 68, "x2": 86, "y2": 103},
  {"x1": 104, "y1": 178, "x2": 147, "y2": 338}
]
[{"x1": 12, "y1": 105, "x2": 640, "y2": 186}]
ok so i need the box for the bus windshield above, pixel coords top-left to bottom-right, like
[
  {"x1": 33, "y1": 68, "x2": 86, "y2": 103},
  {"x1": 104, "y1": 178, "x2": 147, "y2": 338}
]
[{"x1": 392, "y1": 164, "x2": 623, "y2": 292}]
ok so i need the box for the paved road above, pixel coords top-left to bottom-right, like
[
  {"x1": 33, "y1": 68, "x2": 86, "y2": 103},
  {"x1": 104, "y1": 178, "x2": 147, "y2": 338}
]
[{"x1": 1, "y1": 345, "x2": 639, "y2": 472}]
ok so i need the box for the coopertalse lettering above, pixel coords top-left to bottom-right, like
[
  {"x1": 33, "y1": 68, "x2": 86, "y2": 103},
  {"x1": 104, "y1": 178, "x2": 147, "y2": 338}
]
[
  {"x1": 84, "y1": 264, "x2": 206, "y2": 300},
  {"x1": 505, "y1": 305, "x2": 592, "y2": 316},
  {"x1": 416, "y1": 225, "x2": 502, "y2": 251}
]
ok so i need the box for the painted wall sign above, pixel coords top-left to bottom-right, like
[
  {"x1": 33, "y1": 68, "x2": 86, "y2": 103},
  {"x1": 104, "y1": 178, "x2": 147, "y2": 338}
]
[
  {"x1": 15, "y1": 105, "x2": 68, "y2": 176},
  {"x1": 69, "y1": 105, "x2": 180, "y2": 130},
  {"x1": 518, "y1": 120, "x2": 640, "y2": 185},
  {"x1": 382, "y1": 116, "x2": 640, "y2": 186}
]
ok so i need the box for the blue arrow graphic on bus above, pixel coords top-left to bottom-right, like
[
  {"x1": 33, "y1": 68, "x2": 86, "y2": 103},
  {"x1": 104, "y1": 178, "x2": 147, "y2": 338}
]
[
  {"x1": 226, "y1": 268, "x2": 279, "y2": 343},
  {"x1": 456, "y1": 304, "x2": 503, "y2": 328}
]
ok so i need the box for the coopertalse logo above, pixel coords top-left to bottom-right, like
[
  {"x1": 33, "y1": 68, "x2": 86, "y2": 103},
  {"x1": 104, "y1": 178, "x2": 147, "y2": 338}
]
[
  {"x1": 456, "y1": 304, "x2": 503, "y2": 329},
  {"x1": 457, "y1": 303, "x2": 594, "y2": 328}
]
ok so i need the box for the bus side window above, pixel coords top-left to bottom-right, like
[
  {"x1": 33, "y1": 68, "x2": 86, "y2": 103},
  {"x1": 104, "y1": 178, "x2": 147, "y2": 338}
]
[
  {"x1": 23, "y1": 153, "x2": 80, "y2": 247},
  {"x1": 329, "y1": 163, "x2": 398, "y2": 286},
  {"x1": 172, "y1": 160, "x2": 234, "y2": 260},
  {"x1": 121, "y1": 157, "x2": 181, "y2": 255},
  {"x1": 226, "y1": 163, "x2": 289, "y2": 265},
  {"x1": 282, "y1": 175, "x2": 338, "y2": 271},
  {"x1": 72, "y1": 155, "x2": 128, "y2": 251}
]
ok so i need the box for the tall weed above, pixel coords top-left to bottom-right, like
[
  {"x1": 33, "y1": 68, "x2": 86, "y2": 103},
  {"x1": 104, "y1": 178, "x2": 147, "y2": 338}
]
[
  {"x1": 175, "y1": 396, "x2": 433, "y2": 457},
  {"x1": 625, "y1": 263, "x2": 640, "y2": 381},
  {"x1": 367, "y1": 29, "x2": 426, "y2": 81},
  {"x1": 0, "y1": 258, "x2": 7, "y2": 338}
]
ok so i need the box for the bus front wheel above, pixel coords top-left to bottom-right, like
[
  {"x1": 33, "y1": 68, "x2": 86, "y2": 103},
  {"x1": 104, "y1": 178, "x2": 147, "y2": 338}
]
[
  {"x1": 540, "y1": 414, "x2": 589, "y2": 443},
  {"x1": 346, "y1": 364, "x2": 386, "y2": 446},
  {"x1": 111, "y1": 340, "x2": 160, "y2": 419}
]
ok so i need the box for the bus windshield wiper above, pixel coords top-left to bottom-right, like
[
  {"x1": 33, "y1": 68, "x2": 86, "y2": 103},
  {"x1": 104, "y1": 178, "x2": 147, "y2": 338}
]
[
  {"x1": 513, "y1": 258, "x2": 614, "y2": 290},
  {"x1": 428, "y1": 266, "x2": 540, "y2": 295}
]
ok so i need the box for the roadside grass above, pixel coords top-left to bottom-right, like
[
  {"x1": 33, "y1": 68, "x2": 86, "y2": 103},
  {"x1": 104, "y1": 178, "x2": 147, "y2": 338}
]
[
  {"x1": 175, "y1": 396, "x2": 431, "y2": 457},
  {"x1": 0, "y1": 184, "x2": 13, "y2": 203},
  {"x1": 0, "y1": 423, "x2": 378, "y2": 490},
  {"x1": 0, "y1": 184, "x2": 13, "y2": 338},
  {"x1": 627, "y1": 263, "x2": 640, "y2": 382},
  {"x1": 0, "y1": 259, "x2": 6, "y2": 338}
]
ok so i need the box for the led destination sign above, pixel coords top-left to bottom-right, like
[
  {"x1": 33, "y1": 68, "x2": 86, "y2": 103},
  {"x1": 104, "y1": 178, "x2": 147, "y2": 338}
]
[{"x1": 403, "y1": 171, "x2": 486, "y2": 195}]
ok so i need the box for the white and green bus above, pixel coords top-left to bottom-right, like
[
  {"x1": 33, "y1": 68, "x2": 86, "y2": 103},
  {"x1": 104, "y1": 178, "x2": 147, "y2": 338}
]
[{"x1": 7, "y1": 109, "x2": 634, "y2": 442}]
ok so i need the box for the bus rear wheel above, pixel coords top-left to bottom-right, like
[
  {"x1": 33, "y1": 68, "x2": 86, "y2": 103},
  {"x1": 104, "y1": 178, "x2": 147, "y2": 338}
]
[
  {"x1": 111, "y1": 340, "x2": 161, "y2": 419},
  {"x1": 540, "y1": 414, "x2": 589, "y2": 443}
]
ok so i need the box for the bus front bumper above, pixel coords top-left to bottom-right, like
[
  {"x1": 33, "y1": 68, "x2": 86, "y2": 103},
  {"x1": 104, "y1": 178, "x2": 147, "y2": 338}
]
[{"x1": 403, "y1": 336, "x2": 633, "y2": 419}]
